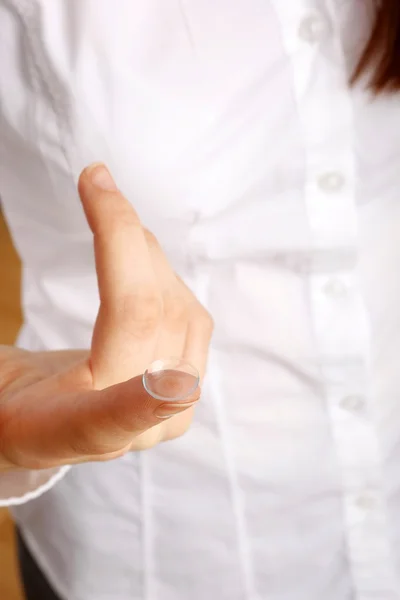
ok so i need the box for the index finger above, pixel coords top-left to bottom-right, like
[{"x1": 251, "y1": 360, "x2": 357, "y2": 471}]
[
  {"x1": 78, "y1": 163, "x2": 156, "y2": 307},
  {"x1": 78, "y1": 164, "x2": 161, "y2": 386}
]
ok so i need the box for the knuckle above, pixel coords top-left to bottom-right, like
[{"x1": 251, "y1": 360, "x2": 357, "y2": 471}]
[
  {"x1": 95, "y1": 445, "x2": 130, "y2": 462},
  {"x1": 69, "y1": 432, "x2": 101, "y2": 457},
  {"x1": 163, "y1": 292, "x2": 187, "y2": 325},
  {"x1": 195, "y1": 306, "x2": 214, "y2": 334},
  {"x1": 130, "y1": 426, "x2": 163, "y2": 451},
  {"x1": 70, "y1": 425, "x2": 124, "y2": 458},
  {"x1": 130, "y1": 438, "x2": 153, "y2": 451},
  {"x1": 119, "y1": 290, "x2": 163, "y2": 337},
  {"x1": 143, "y1": 229, "x2": 158, "y2": 247},
  {"x1": 163, "y1": 410, "x2": 193, "y2": 441},
  {"x1": 0, "y1": 350, "x2": 43, "y2": 399},
  {"x1": 69, "y1": 425, "x2": 116, "y2": 457},
  {"x1": 98, "y1": 206, "x2": 140, "y2": 237}
]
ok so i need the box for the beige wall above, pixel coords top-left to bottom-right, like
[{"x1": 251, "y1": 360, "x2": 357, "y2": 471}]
[{"x1": 0, "y1": 210, "x2": 24, "y2": 600}]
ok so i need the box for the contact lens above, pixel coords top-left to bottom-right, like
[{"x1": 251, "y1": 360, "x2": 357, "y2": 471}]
[{"x1": 143, "y1": 358, "x2": 200, "y2": 402}]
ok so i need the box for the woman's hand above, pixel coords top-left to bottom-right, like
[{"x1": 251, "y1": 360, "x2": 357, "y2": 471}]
[{"x1": 0, "y1": 164, "x2": 213, "y2": 471}]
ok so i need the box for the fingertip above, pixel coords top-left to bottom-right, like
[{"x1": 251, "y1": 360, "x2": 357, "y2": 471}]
[
  {"x1": 79, "y1": 163, "x2": 118, "y2": 193},
  {"x1": 81, "y1": 161, "x2": 105, "y2": 177},
  {"x1": 78, "y1": 162, "x2": 101, "y2": 193},
  {"x1": 78, "y1": 163, "x2": 121, "y2": 233}
]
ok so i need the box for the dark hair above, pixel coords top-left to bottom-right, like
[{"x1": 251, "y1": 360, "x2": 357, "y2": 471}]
[{"x1": 353, "y1": 0, "x2": 400, "y2": 92}]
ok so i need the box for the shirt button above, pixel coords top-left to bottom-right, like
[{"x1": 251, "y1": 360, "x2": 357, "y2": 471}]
[
  {"x1": 298, "y1": 15, "x2": 330, "y2": 44},
  {"x1": 340, "y1": 395, "x2": 365, "y2": 413},
  {"x1": 283, "y1": 253, "x2": 311, "y2": 273},
  {"x1": 318, "y1": 172, "x2": 345, "y2": 193},
  {"x1": 323, "y1": 278, "x2": 347, "y2": 298},
  {"x1": 355, "y1": 493, "x2": 377, "y2": 512}
]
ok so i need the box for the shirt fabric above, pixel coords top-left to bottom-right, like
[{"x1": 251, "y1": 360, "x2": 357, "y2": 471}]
[{"x1": 1, "y1": 1, "x2": 400, "y2": 599}]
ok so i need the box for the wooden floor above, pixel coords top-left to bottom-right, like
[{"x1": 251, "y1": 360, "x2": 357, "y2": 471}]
[{"x1": 0, "y1": 209, "x2": 25, "y2": 600}]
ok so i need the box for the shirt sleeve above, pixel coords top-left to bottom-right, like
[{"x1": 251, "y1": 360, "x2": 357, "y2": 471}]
[{"x1": 0, "y1": 465, "x2": 71, "y2": 507}]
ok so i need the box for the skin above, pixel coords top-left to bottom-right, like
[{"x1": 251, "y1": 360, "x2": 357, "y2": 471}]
[{"x1": 0, "y1": 164, "x2": 213, "y2": 472}]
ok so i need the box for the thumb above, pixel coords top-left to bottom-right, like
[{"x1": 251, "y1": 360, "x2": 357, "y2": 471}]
[
  {"x1": 86, "y1": 370, "x2": 199, "y2": 439},
  {"x1": 62, "y1": 370, "x2": 201, "y2": 459},
  {"x1": 4, "y1": 371, "x2": 200, "y2": 468}
]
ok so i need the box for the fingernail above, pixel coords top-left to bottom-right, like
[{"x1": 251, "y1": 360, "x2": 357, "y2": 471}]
[
  {"x1": 154, "y1": 400, "x2": 198, "y2": 420},
  {"x1": 88, "y1": 163, "x2": 118, "y2": 191}
]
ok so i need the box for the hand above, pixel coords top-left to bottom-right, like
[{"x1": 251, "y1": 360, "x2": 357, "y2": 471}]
[{"x1": 0, "y1": 164, "x2": 213, "y2": 471}]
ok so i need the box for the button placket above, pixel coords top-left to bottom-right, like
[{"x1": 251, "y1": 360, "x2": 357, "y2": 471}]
[{"x1": 271, "y1": 0, "x2": 400, "y2": 594}]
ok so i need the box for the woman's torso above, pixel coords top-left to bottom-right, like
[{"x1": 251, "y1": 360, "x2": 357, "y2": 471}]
[{"x1": 1, "y1": 1, "x2": 400, "y2": 599}]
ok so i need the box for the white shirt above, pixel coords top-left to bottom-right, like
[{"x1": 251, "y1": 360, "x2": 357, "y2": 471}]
[{"x1": 1, "y1": 1, "x2": 400, "y2": 599}]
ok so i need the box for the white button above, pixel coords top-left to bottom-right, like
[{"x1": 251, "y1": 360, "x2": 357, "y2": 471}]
[
  {"x1": 282, "y1": 253, "x2": 311, "y2": 273},
  {"x1": 298, "y1": 15, "x2": 330, "y2": 44},
  {"x1": 340, "y1": 395, "x2": 365, "y2": 413},
  {"x1": 318, "y1": 172, "x2": 345, "y2": 193},
  {"x1": 323, "y1": 278, "x2": 347, "y2": 298},
  {"x1": 355, "y1": 493, "x2": 377, "y2": 512}
]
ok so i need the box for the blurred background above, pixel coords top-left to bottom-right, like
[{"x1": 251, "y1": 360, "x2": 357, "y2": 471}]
[{"x1": 0, "y1": 207, "x2": 25, "y2": 599}]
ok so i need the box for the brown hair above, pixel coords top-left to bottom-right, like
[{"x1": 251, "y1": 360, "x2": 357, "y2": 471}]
[{"x1": 353, "y1": 0, "x2": 400, "y2": 92}]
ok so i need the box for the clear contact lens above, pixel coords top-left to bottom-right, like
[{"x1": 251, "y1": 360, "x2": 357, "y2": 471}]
[{"x1": 143, "y1": 358, "x2": 200, "y2": 402}]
